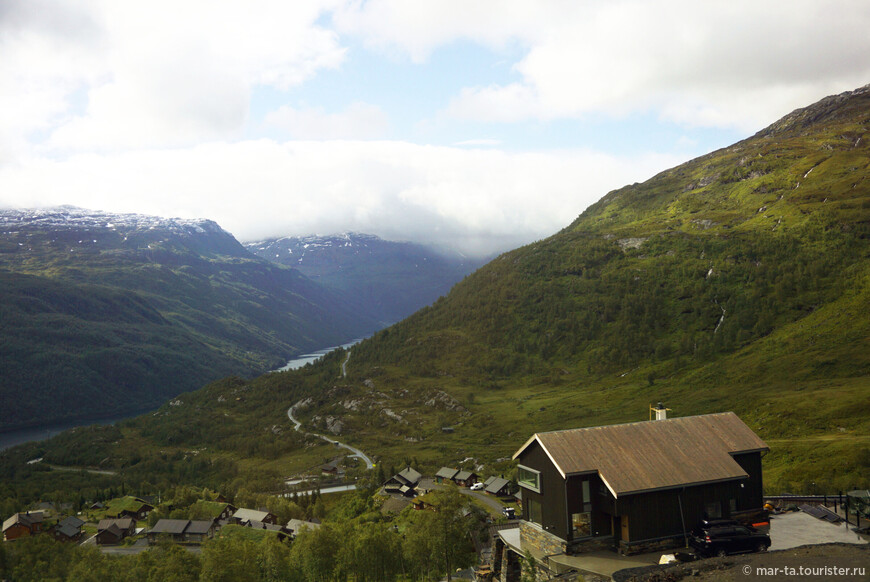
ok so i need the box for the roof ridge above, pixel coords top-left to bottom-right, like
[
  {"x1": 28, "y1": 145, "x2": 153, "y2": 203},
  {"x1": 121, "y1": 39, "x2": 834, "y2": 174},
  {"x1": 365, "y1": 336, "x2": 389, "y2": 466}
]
[{"x1": 534, "y1": 411, "x2": 737, "y2": 437}]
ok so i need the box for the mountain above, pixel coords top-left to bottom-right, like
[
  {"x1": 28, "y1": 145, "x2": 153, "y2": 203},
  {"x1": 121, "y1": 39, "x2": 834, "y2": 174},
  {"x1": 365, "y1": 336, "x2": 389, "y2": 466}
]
[
  {"x1": 291, "y1": 84, "x2": 870, "y2": 490},
  {"x1": 244, "y1": 233, "x2": 482, "y2": 326},
  {"x1": 0, "y1": 207, "x2": 380, "y2": 430},
  {"x1": 3, "y1": 86, "x2": 868, "y2": 502}
]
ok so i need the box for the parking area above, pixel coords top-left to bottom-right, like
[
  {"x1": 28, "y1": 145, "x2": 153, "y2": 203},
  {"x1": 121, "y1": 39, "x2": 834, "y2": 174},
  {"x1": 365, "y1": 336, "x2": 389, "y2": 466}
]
[{"x1": 769, "y1": 511, "x2": 868, "y2": 550}]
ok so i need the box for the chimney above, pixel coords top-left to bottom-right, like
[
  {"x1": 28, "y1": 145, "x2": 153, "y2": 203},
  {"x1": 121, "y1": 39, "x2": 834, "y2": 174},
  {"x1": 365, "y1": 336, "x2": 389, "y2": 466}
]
[{"x1": 653, "y1": 402, "x2": 669, "y2": 421}]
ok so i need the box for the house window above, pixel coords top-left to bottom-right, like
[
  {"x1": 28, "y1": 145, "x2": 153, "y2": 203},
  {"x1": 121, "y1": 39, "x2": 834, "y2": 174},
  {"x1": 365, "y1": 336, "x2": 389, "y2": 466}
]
[
  {"x1": 704, "y1": 501, "x2": 722, "y2": 519},
  {"x1": 517, "y1": 465, "x2": 541, "y2": 493},
  {"x1": 729, "y1": 498, "x2": 737, "y2": 513},
  {"x1": 572, "y1": 512, "x2": 591, "y2": 538},
  {"x1": 527, "y1": 498, "x2": 542, "y2": 525}
]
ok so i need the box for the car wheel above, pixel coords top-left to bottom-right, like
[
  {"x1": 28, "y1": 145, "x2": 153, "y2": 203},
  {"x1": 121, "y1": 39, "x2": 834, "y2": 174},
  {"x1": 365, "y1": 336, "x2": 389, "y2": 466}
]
[
  {"x1": 716, "y1": 548, "x2": 728, "y2": 558},
  {"x1": 756, "y1": 543, "x2": 768, "y2": 553}
]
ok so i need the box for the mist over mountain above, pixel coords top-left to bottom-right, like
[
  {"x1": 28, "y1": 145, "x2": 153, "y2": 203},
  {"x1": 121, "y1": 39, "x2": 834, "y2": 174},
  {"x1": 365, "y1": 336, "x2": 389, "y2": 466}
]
[
  {"x1": 0, "y1": 207, "x2": 379, "y2": 430},
  {"x1": 244, "y1": 233, "x2": 483, "y2": 326}
]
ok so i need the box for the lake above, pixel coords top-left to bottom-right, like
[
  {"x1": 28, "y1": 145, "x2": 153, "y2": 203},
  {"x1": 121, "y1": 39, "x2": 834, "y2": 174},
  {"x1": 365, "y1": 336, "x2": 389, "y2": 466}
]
[{"x1": 275, "y1": 338, "x2": 363, "y2": 371}]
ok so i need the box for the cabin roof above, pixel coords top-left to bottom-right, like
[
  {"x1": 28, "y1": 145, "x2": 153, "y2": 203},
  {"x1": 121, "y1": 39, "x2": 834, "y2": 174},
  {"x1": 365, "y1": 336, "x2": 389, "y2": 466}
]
[
  {"x1": 436, "y1": 467, "x2": 459, "y2": 479},
  {"x1": 232, "y1": 508, "x2": 275, "y2": 524},
  {"x1": 513, "y1": 412, "x2": 768, "y2": 497},
  {"x1": 485, "y1": 477, "x2": 511, "y2": 495}
]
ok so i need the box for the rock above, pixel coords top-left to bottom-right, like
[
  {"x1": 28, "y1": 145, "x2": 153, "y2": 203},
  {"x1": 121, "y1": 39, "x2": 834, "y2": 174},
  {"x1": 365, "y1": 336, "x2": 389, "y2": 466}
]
[{"x1": 617, "y1": 237, "x2": 648, "y2": 250}]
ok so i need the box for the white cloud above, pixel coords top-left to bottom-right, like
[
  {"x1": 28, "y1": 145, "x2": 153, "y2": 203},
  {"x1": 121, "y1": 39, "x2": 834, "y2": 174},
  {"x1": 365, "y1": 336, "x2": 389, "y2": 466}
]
[
  {"x1": 0, "y1": 140, "x2": 681, "y2": 257},
  {"x1": 1, "y1": 0, "x2": 346, "y2": 154},
  {"x1": 453, "y1": 139, "x2": 502, "y2": 147},
  {"x1": 338, "y1": 0, "x2": 870, "y2": 131},
  {"x1": 264, "y1": 103, "x2": 390, "y2": 139}
]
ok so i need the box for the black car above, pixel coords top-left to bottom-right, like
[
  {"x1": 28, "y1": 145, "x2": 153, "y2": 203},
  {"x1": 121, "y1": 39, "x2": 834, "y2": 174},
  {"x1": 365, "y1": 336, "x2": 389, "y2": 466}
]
[{"x1": 689, "y1": 522, "x2": 771, "y2": 557}]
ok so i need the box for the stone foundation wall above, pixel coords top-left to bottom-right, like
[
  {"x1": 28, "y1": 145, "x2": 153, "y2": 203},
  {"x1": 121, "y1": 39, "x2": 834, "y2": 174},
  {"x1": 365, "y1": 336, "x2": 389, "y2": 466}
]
[
  {"x1": 567, "y1": 535, "x2": 616, "y2": 555},
  {"x1": 618, "y1": 534, "x2": 686, "y2": 555},
  {"x1": 519, "y1": 521, "x2": 567, "y2": 557}
]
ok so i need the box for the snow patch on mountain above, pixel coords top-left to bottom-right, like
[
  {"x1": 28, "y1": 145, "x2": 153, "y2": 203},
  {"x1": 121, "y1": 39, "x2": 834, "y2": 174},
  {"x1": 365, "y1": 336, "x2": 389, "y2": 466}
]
[{"x1": 0, "y1": 206, "x2": 227, "y2": 237}]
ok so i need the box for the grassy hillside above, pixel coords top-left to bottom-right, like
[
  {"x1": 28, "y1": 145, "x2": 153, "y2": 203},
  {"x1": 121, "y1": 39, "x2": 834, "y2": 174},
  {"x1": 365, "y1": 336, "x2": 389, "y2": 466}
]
[
  {"x1": 295, "y1": 84, "x2": 870, "y2": 491},
  {"x1": 0, "y1": 212, "x2": 379, "y2": 430},
  {"x1": 2, "y1": 87, "x2": 867, "y2": 508}
]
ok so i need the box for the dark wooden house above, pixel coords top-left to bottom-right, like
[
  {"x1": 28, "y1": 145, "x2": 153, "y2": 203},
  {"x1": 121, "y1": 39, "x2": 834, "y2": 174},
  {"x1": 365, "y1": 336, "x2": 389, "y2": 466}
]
[
  {"x1": 512, "y1": 412, "x2": 768, "y2": 555},
  {"x1": 106, "y1": 496, "x2": 154, "y2": 521},
  {"x1": 147, "y1": 519, "x2": 189, "y2": 543},
  {"x1": 148, "y1": 519, "x2": 215, "y2": 544},
  {"x1": 484, "y1": 477, "x2": 512, "y2": 497},
  {"x1": 453, "y1": 470, "x2": 479, "y2": 487},
  {"x1": 435, "y1": 467, "x2": 459, "y2": 483},
  {"x1": 2, "y1": 512, "x2": 44, "y2": 541},
  {"x1": 384, "y1": 467, "x2": 423, "y2": 497},
  {"x1": 96, "y1": 518, "x2": 136, "y2": 545},
  {"x1": 52, "y1": 516, "x2": 85, "y2": 542}
]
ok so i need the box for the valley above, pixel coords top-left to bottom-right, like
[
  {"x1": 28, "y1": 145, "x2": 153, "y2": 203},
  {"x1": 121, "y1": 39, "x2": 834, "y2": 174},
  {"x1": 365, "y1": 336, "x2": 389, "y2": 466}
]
[{"x1": 1, "y1": 85, "x2": 868, "y2": 582}]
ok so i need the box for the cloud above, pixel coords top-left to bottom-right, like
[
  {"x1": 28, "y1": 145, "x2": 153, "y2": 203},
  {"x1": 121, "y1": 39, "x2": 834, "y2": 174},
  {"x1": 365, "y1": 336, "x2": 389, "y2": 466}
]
[
  {"x1": 264, "y1": 102, "x2": 390, "y2": 139},
  {"x1": 452, "y1": 139, "x2": 502, "y2": 147},
  {"x1": 1, "y1": 0, "x2": 346, "y2": 154},
  {"x1": 338, "y1": 0, "x2": 870, "y2": 131},
  {"x1": 0, "y1": 140, "x2": 681, "y2": 257}
]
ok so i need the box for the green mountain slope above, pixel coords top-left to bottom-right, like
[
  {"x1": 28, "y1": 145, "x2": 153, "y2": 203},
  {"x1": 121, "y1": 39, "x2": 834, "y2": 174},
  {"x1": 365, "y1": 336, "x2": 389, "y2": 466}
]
[
  {"x1": 296, "y1": 84, "x2": 870, "y2": 490},
  {"x1": 0, "y1": 208, "x2": 379, "y2": 430},
  {"x1": 4, "y1": 87, "x2": 867, "y2": 501}
]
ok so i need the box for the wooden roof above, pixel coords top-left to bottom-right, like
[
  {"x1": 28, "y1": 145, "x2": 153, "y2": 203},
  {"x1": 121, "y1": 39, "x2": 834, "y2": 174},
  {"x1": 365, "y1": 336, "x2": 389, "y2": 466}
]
[
  {"x1": 98, "y1": 518, "x2": 134, "y2": 531},
  {"x1": 3, "y1": 512, "x2": 43, "y2": 532},
  {"x1": 150, "y1": 519, "x2": 189, "y2": 535},
  {"x1": 485, "y1": 477, "x2": 511, "y2": 495},
  {"x1": 435, "y1": 467, "x2": 459, "y2": 479},
  {"x1": 513, "y1": 412, "x2": 768, "y2": 498},
  {"x1": 232, "y1": 508, "x2": 273, "y2": 523}
]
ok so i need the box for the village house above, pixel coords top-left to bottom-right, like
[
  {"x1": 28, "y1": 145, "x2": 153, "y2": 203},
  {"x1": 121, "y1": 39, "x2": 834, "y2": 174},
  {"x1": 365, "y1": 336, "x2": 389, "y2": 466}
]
[
  {"x1": 286, "y1": 519, "x2": 321, "y2": 539},
  {"x1": 435, "y1": 467, "x2": 459, "y2": 483},
  {"x1": 106, "y1": 496, "x2": 154, "y2": 521},
  {"x1": 320, "y1": 457, "x2": 345, "y2": 477},
  {"x1": 484, "y1": 476, "x2": 513, "y2": 497},
  {"x1": 492, "y1": 411, "x2": 768, "y2": 579},
  {"x1": 384, "y1": 467, "x2": 423, "y2": 497},
  {"x1": 147, "y1": 519, "x2": 215, "y2": 544},
  {"x1": 453, "y1": 470, "x2": 479, "y2": 487},
  {"x1": 96, "y1": 518, "x2": 136, "y2": 545},
  {"x1": 2, "y1": 512, "x2": 44, "y2": 541},
  {"x1": 231, "y1": 507, "x2": 278, "y2": 526},
  {"x1": 189, "y1": 499, "x2": 237, "y2": 523},
  {"x1": 52, "y1": 516, "x2": 85, "y2": 542}
]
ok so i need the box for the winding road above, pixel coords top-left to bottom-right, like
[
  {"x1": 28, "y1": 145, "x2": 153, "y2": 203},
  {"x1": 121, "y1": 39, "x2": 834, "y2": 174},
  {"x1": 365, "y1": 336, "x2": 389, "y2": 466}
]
[{"x1": 287, "y1": 401, "x2": 374, "y2": 470}]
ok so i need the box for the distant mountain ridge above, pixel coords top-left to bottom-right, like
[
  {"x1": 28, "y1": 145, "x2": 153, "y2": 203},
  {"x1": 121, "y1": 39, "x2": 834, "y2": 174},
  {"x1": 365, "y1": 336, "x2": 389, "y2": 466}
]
[
  {"x1": 0, "y1": 207, "x2": 379, "y2": 430},
  {"x1": 245, "y1": 232, "x2": 482, "y2": 326}
]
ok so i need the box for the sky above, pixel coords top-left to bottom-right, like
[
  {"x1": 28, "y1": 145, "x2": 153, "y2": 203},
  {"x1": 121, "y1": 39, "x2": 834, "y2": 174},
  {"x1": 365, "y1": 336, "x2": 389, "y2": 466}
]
[{"x1": 1, "y1": 1, "x2": 869, "y2": 257}]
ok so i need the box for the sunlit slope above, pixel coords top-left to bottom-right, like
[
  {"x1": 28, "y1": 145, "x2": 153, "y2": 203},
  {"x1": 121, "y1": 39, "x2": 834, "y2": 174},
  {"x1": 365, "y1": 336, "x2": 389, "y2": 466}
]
[{"x1": 315, "y1": 85, "x2": 870, "y2": 489}]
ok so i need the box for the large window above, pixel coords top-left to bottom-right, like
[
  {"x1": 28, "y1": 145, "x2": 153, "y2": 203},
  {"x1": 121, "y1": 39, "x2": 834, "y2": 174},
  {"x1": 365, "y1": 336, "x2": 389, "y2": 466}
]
[
  {"x1": 572, "y1": 512, "x2": 591, "y2": 538},
  {"x1": 517, "y1": 465, "x2": 541, "y2": 493}
]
